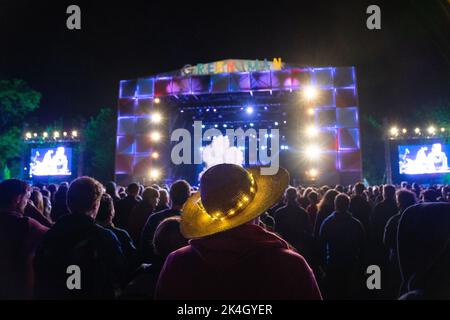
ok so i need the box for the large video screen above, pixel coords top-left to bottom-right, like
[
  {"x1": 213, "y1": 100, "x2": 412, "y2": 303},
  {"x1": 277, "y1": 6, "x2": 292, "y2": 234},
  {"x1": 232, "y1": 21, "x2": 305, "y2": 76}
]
[
  {"x1": 398, "y1": 143, "x2": 450, "y2": 175},
  {"x1": 29, "y1": 146, "x2": 72, "y2": 177}
]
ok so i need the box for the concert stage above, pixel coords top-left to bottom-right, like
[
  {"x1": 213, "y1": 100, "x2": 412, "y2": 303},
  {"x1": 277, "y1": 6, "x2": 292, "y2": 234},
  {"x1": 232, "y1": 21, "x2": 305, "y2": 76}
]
[{"x1": 115, "y1": 59, "x2": 362, "y2": 186}]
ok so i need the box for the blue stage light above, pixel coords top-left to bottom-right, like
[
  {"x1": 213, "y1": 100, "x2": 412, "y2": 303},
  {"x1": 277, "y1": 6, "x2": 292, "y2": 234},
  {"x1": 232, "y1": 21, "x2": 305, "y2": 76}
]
[{"x1": 246, "y1": 106, "x2": 254, "y2": 114}]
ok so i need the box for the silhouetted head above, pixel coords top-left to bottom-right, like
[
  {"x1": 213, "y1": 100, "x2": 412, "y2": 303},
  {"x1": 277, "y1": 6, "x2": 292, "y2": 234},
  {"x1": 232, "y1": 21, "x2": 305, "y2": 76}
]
[
  {"x1": 127, "y1": 183, "x2": 140, "y2": 197},
  {"x1": 96, "y1": 193, "x2": 115, "y2": 225},
  {"x1": 335, "y1": 193, "x2": 350, "y2": 213},
  {"x1": 169, "y1": 180, "x2": 191, "y2": 207},
  {"x1": 0, "y1": 179, "x2": 31, "y2": 214},
  {"x1": 354, "y1": 182, "x2": 365, "y2": 195},
  {"x1": 153, "y1": 216, "x2": 188, "y2": 260},
  {"x1": 142, "y1": 187, "x2": 160, "y2": 208},
  {"x1": 383, "y1": 184, "x2": 396, "y2": 201},
  {"x1": 285, "y1": 187, "x2": 298, "y2": 203},
  {"x1": 67, "y1": 177, "x2": 104, "y2": 217},
  {"x1": 397, "y1": 189, "x2": 417, "y2": 212}
]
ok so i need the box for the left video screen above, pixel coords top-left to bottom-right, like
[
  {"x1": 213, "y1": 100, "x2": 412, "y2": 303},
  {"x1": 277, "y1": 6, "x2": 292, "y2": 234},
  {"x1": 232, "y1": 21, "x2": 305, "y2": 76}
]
[{"x1": 29, "y1": 146, "x2": 72, "y2": 177}]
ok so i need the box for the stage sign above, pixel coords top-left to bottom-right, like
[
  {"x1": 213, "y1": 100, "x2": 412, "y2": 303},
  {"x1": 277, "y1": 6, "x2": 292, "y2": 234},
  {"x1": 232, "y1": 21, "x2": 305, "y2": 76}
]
[{"x1": 181, "y1": 58, "x2": 283, "y2": 76}]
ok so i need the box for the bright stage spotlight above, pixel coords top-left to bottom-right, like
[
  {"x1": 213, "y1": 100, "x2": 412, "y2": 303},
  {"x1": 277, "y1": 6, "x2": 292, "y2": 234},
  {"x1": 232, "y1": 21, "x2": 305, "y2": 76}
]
[
  {"x1": 307, "y1": 108, "x2": 315, "y2": 116},
  {"x1": 25, "y1": 132, "x2": 32, "y2": 139},
  {"x1": 33, "y1": 133, "x2": 38, "y2": 137},
  {"x1": 53, "y1": 131, "x2": 60, "y2": 138},
  {"x1": 154, "y1": 97, "x2": 161, "y2": 104},
  {"x1": 151, "y1": 152, "x2": 159, "y2": 159},
  {"x1": 427, "y1": 126, "x2": 436, "y2": 135},
  {"x1": 72, "y1": 130, "x2": 78, "y2": 137},
  {"x1": 306, "y1": 125, "x2": 319, "y2": 137},
  {"x1": 402, "y1": 128, "x2": 407, "y2": 134},
  {"x1": 43, "y1": 132, "x2": 48, "y2": 138},
  {"x1": 307, "y1": 168, "x2": 319, "y2": 178},
  {"x1": 150, "y1": 131, "x2": 161, "y2": 142},
  {"x1": 414, "y1": 127, "x2": 421, "y2": 134},
  {"x1": 305, "y1": 145, "x2": 321, "y2": 160},
  {"x1": 151, "y1": 112, "x2": 162, "y2": 124},
  {"x1": 246, "y1": 106, "x2": 254, "y2": 115},
  {"x1": 63, "y1": 132, "x2": 68, "y2": 137},
  {"x1": 303, "y1": 85, "x2": 318, "y2": 101},
  {"x1": 389, "y1": 127, "x2": 399, "y2": 136},
  {"x1": 441, "y1": 128, "x2": 446, "y2": 133},
  {"x1": 150, "y1": 169, "x2": 161, "y2": 180}
]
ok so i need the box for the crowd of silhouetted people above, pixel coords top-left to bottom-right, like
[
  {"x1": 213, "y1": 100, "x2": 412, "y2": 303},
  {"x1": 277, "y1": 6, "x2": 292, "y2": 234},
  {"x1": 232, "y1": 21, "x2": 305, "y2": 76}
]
[{"x1": 1, "y1": 171, "x2": 449, "y2": 300}]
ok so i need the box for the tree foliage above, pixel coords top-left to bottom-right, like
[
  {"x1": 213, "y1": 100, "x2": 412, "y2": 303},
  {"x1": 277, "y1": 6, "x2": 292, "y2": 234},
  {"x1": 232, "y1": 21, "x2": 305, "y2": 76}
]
[
  {"x1": 0, "y1": 80, "x2": 41, "y2": 177},
  {"x1": 82, "y1": 108, "x2": 117, "y2": 183},
  {"x1": 0, "y1": 79, "x2": 41, "y2": 131}
]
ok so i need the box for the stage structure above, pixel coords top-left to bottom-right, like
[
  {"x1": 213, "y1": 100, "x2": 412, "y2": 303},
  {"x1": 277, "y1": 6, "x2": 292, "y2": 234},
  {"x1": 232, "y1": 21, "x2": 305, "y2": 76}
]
[{"x1": 115, "y1": 59, "x2": 362, "y2": 186}]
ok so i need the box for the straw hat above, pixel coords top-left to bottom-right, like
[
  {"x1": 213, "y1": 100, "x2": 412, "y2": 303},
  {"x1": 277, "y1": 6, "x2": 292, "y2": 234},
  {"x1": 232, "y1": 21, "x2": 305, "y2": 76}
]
[{"x1": 181, "y1": 164, "x2": 289, "y2": 239}]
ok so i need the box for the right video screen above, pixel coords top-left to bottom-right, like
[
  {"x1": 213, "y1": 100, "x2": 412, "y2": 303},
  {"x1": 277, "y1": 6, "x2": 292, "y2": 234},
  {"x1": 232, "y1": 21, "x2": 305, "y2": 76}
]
[{"x1": 398, "y1": 142, "x2": 450, "y2": 175}]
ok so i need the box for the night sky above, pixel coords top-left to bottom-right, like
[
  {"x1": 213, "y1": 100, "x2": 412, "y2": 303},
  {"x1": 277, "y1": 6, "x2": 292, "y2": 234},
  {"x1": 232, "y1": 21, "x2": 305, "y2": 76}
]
[{"x1": 1, "y1": 0, "x2": 449, "y2": 128}]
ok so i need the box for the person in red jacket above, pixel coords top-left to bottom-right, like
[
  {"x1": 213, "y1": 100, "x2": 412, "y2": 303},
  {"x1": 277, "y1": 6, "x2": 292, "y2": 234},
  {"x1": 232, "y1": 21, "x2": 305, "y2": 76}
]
[{"x1": 155, "y1": 164, "x2": 322, "y2": 300}]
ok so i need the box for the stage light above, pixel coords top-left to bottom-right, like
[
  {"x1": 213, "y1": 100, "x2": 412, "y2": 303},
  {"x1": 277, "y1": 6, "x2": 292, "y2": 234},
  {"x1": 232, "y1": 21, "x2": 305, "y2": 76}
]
[
  {"x1": 150, "y1": 169, "x2": 161, "y2": 180},
  {"x1": 306, "y1": 125, "x2": 319, "y2": 137},
  {"x1": 250, "y1": 123, "x2": 254, "y2": 127},
  {"x1": 151, "y1": 152, "x2": 159, "y2": 159},
  {"x1": 53, "y1": 131, "x2": 60, "y2": 138},
  {"x1": 43, "y1": 132, "x2": 48, "y2": 138},
  {"x1": 402, "y1": 128, "x2": 407, "y2": 134},
  {"x1": 414, "y1": 128, "x2": 421, "y2": 134},
  {"x1": 25, "y1": 132, "x2": 32, "y2": 139},
  {"x1": 246, "y1": 106, "x2": 254, "y2": 115},
  {"x1": 441, "y1": 128, "x2": 446, "y2": 133},
  {"x1": 389, "y1": 127, "x2": 399, "y2": 137},
  {"x1": 307, "y1": 108, "x2": 315, "y2": 116},
  {"x1": 151, "y1": 112, "x2": 162, "y2": 124},
  {"x1": 274, "y1": 122, "x2": 279, "y2": 126},
  {"x1": 214, "y1": 124, "x2": 218, "y2": 128},
  {"x1": 71, "y1": 130, "x2": 78, "y2": 137},
  {"x1": 63, "y1": 132, "x2": 68, "y2": 137},
  {"x1": 303, "y1": 85, "x2": 318, "y2": 101},
  {"x1": 223, "y1": 124, "x2": 227, "y2": 128},
  {"x1": 154, "y1": 98, "x2": 160, "y2": 104},
  {"x1": 305, "y1": 145, "x2": 321, "y2": 160},
  {"x1": 427, "y1": 126, "x2": 436, "y2": 135},
  {"x1": 308, "y1": 168, "x2": 319, "y2": 178},
  {"x1": 150, "y1": 131, "x2": 161, "y2": 142},
  {"x1": 213, "y1": 109, "x2": 217, "y2": 112},
  {"x1": 33, "y1": 133, "x2": 38, "y2": 137}
]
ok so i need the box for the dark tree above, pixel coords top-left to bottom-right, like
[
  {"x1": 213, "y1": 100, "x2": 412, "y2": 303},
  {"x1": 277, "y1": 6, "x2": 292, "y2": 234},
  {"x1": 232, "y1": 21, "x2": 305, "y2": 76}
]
[
  {"x1": 82, "y1": 107, "x2": 117, "y2": 183},
  {"x1": 0, "y1": 79, "x2": 41, "y2": 179}
]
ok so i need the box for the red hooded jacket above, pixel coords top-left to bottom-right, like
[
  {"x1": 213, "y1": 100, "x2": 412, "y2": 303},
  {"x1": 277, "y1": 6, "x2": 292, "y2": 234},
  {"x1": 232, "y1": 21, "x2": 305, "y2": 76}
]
[{"x1": 155, "y1": 223, "x2": 322, "y2": 300}]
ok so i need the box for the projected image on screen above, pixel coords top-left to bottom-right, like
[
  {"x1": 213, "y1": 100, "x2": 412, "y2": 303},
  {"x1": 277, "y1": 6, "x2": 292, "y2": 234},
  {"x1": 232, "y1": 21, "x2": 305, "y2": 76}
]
[
  {"x1": 29, "y1": 147, "x2": 72, "y2": 177},
  {"x1": 399, "y1": 143, "x2": 450, "y2": 175}
]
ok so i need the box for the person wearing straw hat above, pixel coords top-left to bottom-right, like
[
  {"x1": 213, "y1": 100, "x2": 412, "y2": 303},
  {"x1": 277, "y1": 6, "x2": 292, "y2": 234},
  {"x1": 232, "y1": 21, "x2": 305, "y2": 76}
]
[{"x1": 155, "y1": 164, "x2": 322, "y2": 300}]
